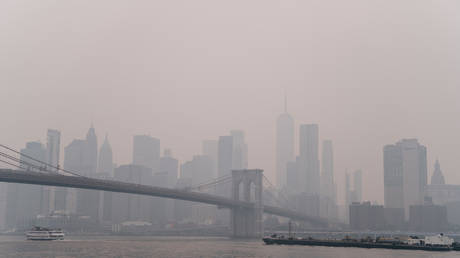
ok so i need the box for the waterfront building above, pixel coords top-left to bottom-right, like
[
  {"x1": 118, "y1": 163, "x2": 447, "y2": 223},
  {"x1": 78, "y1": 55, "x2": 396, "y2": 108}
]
[
  {"x1": 426, "y1": 161, "x2": 460, "y2": 226},
  {"x1": 349, "y1": 202, "x2": 385, "y2": 230},
  {"x1": 409, "y1": 198, "x2": 448, "y2": 232},
  {"x1": 384, "y1": 139, "x2": 427, "y2": 219}
]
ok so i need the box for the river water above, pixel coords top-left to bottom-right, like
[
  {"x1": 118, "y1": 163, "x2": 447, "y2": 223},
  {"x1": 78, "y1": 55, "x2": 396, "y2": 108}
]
[{"x1": 0, "y1": 235, "x2": 458, "y2": 258}]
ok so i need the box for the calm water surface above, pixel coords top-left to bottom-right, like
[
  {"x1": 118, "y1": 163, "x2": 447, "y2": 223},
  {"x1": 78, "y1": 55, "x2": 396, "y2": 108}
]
[{"x1": 0, "y1": 235, "x2": 457, "y2": 258}]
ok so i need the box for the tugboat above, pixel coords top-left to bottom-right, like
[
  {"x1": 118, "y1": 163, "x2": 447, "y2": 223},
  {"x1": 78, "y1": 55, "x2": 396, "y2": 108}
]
[{"x1": 26, "y1": 226, "x2": 65, "y2": 240}]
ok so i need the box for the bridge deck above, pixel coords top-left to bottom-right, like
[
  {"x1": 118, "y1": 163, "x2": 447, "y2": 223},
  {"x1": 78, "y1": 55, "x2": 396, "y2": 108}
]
[{"x1": 0, "y1": 169, "x2": 328, "y2": 225}]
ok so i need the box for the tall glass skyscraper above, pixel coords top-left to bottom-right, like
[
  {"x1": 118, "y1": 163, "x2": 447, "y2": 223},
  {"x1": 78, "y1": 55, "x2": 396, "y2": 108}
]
[
  {"x1": 299, "y1": 124, "x2": 320, "y2": 195},
  {"x1": 276, "y1": 111, "x2": 294, "y2": 189},
  {"x1": 384, "y1": 139, "x2": 427, "y2": 219}
]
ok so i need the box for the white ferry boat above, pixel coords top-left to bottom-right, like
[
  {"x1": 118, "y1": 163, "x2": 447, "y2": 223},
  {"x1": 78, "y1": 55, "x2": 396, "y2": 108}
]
[{"x1": 26, "y1": 226, "x2": 65, "y2": 240}]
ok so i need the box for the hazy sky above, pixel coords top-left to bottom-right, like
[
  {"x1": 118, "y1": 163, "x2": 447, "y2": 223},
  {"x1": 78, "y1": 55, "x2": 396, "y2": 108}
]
[{"x1": 2, "y1": 1, "x2": 460, "y2": 204}]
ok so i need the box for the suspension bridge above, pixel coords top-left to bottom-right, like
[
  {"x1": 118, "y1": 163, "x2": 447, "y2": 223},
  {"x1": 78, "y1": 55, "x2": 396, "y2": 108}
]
[{"x1": 0, "y1": 144, "x2": 330, "y2": 237}]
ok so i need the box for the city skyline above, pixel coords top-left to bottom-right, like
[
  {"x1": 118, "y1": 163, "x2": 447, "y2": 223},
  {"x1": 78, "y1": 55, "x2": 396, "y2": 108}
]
[
  {"x1": 2, "y1": 113, "x2": 455, "y2": 206},
  {"x1": 2, "y1": 1, "x2": 460, "y2": 255},
  {"x1": 4, "y1": 2, "x2": 460, "y2": 207}
]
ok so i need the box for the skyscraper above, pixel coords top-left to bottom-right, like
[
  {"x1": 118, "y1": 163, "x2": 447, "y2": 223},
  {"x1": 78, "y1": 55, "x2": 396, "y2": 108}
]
[
  {"x1": 180, "y1": 155, "x2": 214, "y2": 185},
  {"x1": 299, "y1": 124, "x2": 320, "y2": 195},
  {"x1": 63, "y1": 126, "x2": 101, "y2": 219},
  {"x1": 21, "y1": 141, "x2": 47, "y2": 171},
  {"x1": 275, "y1": 98, "x2": 294, "y2": 189},
  {"x1": 45, "y1": 129, "x2": 61, "y2": 214},
  {"x1": 98, "y1": 134, "x2": 113, "y2": 176},
  {"x1": 158, "y1": 150, "x2": 179, "y2": 221},
  {"x1": 345, "y1": 172, "x2": 351, "y2": 206},
  {"x1": 353, "y1": 169, "x2": 362, "y2": 203},
  {"x1": 97, "y1": 134, "x2": 113, "y2": 222},
  {"x1": 230, "y1": 130, "x2": 248, "y2": 170},
  {"x1": 63, "y1": 139, "x2": 87, "y2": 214},
  {"x1": 46, "y1": 129, "x2": 60, "y2": 171},
  {"x1": 133, "y1": 135, "x2": 160, "y2": 172},
  {"x1": 431, "y1": 159, "x2": 445, "y2": 185},
  {"x1": 286, "y1": 160, "x2": 299, "y2": 194},
  {"x1": 216, "y1": 135, "x2": 234, "y2": 223},
  {"x1": 345, "y1": 170, "x2": 363, "y2": 205},
  {"x1": 85, "y1": 125, "x2": 98, "y2": 175},
  {"x1": 6, "y1": 141, "x2": 46, "y2": 228},
  {"x1": 77, "y1": 126, "x2": 100, "y2": 219},
  {"x1": 321, "y1": 140, "x2": 336, "y2": 202},
  {"x1": 218, "y1": 136, "x2": 233, "y2": 178},
  {"x1": 159, "y1": 150, "x2": 179, "y2": 188},
  {"x1": 202, "y1": 140, "x2": 218, "y2": 177},
  {"x1": 384, "y1": 139, "x2": 427, "y2": 219},
  {"x1": 64, "y1": 140, "x2": 87, "y2": 174},
  {"x1": 112, "y1": 165, "x2": 153, "y2": 224}
]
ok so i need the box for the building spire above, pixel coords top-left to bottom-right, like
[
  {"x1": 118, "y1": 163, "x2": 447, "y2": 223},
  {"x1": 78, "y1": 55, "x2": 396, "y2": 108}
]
[{"x1": 431, "y1": 158, "x2": 445, "y2": 185}]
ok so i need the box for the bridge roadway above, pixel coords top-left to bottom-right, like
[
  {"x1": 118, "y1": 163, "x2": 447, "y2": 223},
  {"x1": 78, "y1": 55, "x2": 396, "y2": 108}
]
[{"x1": 0, "y1": 169, "x2": 327, "y2": 225}]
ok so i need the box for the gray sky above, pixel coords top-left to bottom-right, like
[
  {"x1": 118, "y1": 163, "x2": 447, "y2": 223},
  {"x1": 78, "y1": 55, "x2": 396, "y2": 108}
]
[{"x1": 2, "y1": 0, "x2": 460, "y2": 204}]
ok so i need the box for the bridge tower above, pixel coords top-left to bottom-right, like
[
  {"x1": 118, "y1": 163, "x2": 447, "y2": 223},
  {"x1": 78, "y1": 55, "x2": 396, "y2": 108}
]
[{"x1": 231, "y1": 169, "x2": 263, "y2": 238}]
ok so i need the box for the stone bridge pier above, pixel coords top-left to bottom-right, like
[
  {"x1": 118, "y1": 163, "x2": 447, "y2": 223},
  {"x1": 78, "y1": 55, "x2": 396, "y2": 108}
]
[{"x1": 231, "y1": 169, "x2": 263, "y2": 238}]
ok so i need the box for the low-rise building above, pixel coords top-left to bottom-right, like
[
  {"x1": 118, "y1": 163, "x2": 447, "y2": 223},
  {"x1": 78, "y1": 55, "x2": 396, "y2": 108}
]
[{"x1": 349, "y1": 202, "x2": 385, "y2": 230}]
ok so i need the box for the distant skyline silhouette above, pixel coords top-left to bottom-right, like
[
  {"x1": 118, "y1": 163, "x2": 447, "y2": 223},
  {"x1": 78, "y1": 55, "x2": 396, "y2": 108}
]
[{"x1": 2, "y1": 1, "x2": 460, "y2": 205}]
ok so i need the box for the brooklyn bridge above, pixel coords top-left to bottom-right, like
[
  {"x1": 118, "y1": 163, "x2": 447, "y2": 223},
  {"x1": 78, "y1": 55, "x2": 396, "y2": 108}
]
[{"x1": 0, "y1": 168, "x2": 330, "y2": 237}]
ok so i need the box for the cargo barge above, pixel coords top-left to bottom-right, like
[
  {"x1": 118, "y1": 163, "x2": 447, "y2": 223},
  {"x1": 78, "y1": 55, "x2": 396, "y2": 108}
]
[{"x1": 263, "y1": 233, "x2": 457, "y2": 252}]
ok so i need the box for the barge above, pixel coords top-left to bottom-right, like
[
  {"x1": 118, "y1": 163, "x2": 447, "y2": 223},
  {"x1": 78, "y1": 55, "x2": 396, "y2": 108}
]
[{"x1": 263, "y1": 233, "x2": 455, "y2": 252}]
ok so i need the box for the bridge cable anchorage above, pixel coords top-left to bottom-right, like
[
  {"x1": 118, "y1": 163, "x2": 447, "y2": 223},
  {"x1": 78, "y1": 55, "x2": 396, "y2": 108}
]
[{"x1": 0, "y1": 144, "x2": 85, "y2": 177}]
